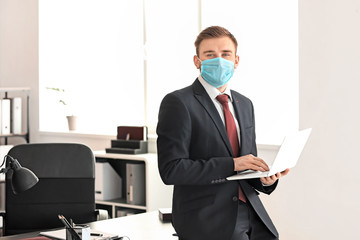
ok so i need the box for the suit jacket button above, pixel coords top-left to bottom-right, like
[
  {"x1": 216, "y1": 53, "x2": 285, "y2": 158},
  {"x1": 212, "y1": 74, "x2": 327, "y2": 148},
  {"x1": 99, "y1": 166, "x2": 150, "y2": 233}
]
[{"x1": 232, "y1": 196, "x2": 238, "y2": 202}]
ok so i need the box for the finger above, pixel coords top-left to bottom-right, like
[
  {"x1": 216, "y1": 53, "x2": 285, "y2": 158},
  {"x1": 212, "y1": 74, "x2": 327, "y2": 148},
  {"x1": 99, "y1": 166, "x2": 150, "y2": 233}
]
[
  {"x1": 248, "y1": 163, "x2": 268, "y2": 172},
  {"x1": 237, "y1": 155, "x2": 269, "y2": 171},
  {"x1": 260, "y1": 177, "x2": 270, "y2": 184},
  {"x1": 250, "y1": 158, "x2": 269, "y2": 171},
  {"x1": 246, "y1": 155, "x2": 265, "y2": 164},
  {"x1": 269, "y1": 175, "x2": 277, "y2": 182},
  {"x1": 253, "y1": 157, "x2": 270, "y2": 170},
  {"x1": 281, "y1": 168, "x2": 290, "y2": 176},
  {"x1": 261, "y1": 177, "x2": 274, "y2": 185},
  {"x1": 268, "y1": 176, "x2": 276, "y2": 182}
]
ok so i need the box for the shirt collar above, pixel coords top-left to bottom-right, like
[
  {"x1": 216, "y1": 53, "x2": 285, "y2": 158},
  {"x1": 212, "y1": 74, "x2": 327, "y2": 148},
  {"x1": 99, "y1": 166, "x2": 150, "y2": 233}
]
[{"x1": 198, "y1": 75, "x2": 233, "y2": 102}]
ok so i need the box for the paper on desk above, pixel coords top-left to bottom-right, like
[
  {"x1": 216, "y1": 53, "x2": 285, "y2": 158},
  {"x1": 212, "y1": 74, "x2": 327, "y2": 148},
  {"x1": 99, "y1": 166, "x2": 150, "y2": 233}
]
[
  {"x1": 40, "y1": 229, "x2": 65, "y2": 240},
  {"x1": 40, "y1": 228, "x2": 118, "y2": 240}
]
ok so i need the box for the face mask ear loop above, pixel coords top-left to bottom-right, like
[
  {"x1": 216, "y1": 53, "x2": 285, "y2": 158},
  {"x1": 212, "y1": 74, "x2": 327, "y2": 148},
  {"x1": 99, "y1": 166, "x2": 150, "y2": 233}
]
[{"x1": 197, "y1": 56, "x2": 202, "y2": 69}]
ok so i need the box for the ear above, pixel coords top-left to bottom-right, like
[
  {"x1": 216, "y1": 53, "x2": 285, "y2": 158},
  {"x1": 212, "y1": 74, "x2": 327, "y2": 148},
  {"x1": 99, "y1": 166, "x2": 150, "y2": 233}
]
[
  {"x1": 234, "y1": 55, "x2": 240, "y2": 69},
  {"x1": 193, "y1": 55, "x2": 201, "y2": 69}
]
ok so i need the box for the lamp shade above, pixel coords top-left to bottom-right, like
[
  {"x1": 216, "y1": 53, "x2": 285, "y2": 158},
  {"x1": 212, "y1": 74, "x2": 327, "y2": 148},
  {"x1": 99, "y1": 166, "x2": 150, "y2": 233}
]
[{"x1": 10, "y1": 158, "x2": 39, "y2": 194}]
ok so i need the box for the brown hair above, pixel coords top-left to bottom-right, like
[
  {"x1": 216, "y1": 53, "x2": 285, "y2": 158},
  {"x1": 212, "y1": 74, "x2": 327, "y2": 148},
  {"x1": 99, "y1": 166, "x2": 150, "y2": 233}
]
[{"x1": 194, "y1": 26, "x2": 238, "y2": 56}]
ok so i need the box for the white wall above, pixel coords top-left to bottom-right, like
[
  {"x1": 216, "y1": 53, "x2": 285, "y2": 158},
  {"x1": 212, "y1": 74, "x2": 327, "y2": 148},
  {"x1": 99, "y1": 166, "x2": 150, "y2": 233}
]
[
  {"x1": 260, "y1": 1, "x2": 360, "y2": 239},
  {"x1": 1, "y1": 0, "x2": 360, "y2": 239},
  {"x1": 0, "y1": 0, "x2": 39, "y2": 146}
]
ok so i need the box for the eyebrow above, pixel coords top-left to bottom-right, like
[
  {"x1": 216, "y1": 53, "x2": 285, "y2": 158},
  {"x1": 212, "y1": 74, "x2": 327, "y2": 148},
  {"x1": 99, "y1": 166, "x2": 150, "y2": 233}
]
[
  {"x1": 202, "y1": 50, "x2": 233, "y2": 54},
  {"x1": 203, "y1": 50, "x2": 215, "y2": 54}
]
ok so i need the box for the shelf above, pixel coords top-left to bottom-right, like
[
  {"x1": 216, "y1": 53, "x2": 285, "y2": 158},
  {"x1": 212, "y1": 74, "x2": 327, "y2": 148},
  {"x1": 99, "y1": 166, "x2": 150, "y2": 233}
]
[
  {"x1": 96, "y1": 198, "x2": 146, "y2": 218},
  {"x1": 96, "y1": 198, "x2": 146, "y2": 211},
  {"x1": 94, "y1": 151, "x2": 155, "y2": 162},
  {"x1": 0, "y1": 132, "x2": 28, "y2": 138},
  {"x1": 0, "y1": 87, "x2": 30, "y2": 93},
  {"x1": 94, "y1": 152, "x2": 173, "y2": 219},
  {"x1": 0, "y1": 88, "x2": 30, "y2": 145}
]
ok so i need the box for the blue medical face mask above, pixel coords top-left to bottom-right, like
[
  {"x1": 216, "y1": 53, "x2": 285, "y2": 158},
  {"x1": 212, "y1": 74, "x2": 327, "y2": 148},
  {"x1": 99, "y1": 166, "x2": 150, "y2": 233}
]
[{"x1": 199, "y1": 57, "x2": 235, "y2": 88}]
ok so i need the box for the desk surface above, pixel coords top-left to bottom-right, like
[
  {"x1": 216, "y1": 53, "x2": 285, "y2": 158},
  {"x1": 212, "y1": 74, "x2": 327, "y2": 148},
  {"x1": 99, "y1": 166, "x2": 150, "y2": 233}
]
[{"x1": 0, "y1": 211, "x2": 178, "y2": 240}]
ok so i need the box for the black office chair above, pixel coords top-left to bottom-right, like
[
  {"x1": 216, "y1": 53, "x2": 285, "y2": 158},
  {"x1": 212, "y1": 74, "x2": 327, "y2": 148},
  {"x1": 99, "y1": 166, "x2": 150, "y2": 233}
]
[{"x1": 1, "y1": 143, "x2": 106, "y2": 236}]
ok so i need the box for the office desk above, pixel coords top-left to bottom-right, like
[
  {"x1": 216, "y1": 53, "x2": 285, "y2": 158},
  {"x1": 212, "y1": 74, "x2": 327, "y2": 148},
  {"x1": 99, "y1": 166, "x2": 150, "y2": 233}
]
[{"x1": 0, "y1": 211, "x2": 178, "y2": 240}]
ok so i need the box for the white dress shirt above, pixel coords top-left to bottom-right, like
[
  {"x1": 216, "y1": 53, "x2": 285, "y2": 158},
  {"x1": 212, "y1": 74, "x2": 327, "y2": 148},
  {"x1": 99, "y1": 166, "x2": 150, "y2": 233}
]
[{"x1": 198, "y1": 75, "x2": 241, "y2": 148}]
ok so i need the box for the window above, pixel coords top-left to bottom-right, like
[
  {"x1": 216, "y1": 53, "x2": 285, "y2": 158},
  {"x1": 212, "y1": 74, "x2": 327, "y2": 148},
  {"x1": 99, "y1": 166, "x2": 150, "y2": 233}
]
[
  {"x1": 144, "y1": 0, "x2": 199, "y2": 127},
  {"x1": 39, "y1": 0, "x2": 298, "y2": 145},
  {"x1": 201, "y1": 0, "x2": 299, "y2": 144},
  {"x1": 39, "y1": 0, "x2": 144, "y2": 134}
]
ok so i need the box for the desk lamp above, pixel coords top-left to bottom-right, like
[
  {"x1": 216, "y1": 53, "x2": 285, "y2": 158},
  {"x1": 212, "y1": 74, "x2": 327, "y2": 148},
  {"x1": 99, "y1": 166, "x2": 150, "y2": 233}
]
[{"x1": 0, "y1": 154, "x2": 39, "y2": 194}]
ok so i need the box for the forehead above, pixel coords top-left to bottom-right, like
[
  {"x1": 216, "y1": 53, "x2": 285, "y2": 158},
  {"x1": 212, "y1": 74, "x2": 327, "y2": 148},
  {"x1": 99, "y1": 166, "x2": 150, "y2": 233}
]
[{"x1": 198, "y1": 37, "x2": 236, "y2": 54}]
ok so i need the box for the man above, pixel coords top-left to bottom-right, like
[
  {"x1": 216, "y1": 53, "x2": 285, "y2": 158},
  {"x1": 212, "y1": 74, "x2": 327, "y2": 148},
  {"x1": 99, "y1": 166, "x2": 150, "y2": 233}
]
[{"x1": 157, "y1": 26, "x2": 289, "y2": 240}]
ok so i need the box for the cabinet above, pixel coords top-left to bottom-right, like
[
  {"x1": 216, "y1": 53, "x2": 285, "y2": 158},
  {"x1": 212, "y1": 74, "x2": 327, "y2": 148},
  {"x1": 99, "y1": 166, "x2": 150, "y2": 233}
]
[
  {"x1": 94, "y1": 151, "x2": 173, "y2": 218},
  {"x1": 0, "y1": 88, "x2": 30, "y2": 145}
]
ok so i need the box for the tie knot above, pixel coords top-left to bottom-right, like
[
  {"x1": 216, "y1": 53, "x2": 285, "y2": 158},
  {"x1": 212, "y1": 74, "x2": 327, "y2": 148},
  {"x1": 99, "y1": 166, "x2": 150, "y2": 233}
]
[{"x1": 216, "y1": 94, "x2": 229, "y2": 105}]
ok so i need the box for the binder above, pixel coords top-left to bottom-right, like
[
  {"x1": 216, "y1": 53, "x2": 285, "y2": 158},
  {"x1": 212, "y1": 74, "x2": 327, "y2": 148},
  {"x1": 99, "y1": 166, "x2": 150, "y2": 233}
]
[
  {"x1": 11, "y1": 97, "x2": 22, "y2": 134},
  {"x1": 1, "y1": 99, "x2": 11, "y2": 135},
  {"x1": 95, "y1": 162, "x2": 122, "y2": 201},
  {"x1": 126, "y1": 163, "x2": 145, "y2": 205}
]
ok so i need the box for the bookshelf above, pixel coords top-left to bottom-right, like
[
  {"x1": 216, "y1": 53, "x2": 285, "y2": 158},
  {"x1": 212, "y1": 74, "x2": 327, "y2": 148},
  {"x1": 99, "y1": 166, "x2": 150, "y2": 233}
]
[
  {"x1": 0, "y1": 88, "x2": 30, "y2": 145},
  {"x1": 93, "y1": 152, "x2": 173, "y2": 218}
]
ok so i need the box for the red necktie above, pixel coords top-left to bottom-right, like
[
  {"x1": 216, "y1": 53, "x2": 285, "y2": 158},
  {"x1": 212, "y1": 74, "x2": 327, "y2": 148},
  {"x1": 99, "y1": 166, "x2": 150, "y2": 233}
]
[{"x1": 216, "y1": 94, "x2": 246, "y2": 202}]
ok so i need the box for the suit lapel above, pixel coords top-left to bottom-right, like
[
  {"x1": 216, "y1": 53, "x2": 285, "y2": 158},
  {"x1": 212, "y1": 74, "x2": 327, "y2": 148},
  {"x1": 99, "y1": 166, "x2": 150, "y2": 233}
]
[
  {"x1": 192, "y1": 80, "x2": 233, "y2": 156},
  {"x1": 231, "y1": 90, "x2": 248, "y2": 156}
]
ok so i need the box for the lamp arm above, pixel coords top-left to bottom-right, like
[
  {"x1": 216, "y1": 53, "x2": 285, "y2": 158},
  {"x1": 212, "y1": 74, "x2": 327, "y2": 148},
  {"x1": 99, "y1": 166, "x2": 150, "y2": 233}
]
[
  {"x1": 0, "y1": 166, "x2": 11, "y2": 174},
  {"x1": 0, "y1": 155, "x2": 18, "y2": 174}
]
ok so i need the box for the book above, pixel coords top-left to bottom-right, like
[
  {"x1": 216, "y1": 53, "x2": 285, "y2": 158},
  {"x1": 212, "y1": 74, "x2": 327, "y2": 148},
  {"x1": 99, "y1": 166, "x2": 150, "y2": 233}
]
[
  {"x1": 117, "y1": 126, "x2": 147, "y2": 140},
  {"x1": 158, "y1": 208, "x2": 172, "y2": 222}
]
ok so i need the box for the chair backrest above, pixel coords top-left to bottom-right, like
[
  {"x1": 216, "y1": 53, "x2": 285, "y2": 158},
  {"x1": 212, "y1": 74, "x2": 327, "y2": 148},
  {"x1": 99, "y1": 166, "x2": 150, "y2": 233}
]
[{"x1": 4, "y1": 143, "x2": 96, "y2": 236}]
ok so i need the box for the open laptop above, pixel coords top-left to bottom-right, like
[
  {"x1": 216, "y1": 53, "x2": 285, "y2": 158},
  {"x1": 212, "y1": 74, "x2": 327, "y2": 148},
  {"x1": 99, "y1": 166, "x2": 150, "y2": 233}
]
[{"x1": 227, "y1": 128, "x2": 312, "y2": 181}]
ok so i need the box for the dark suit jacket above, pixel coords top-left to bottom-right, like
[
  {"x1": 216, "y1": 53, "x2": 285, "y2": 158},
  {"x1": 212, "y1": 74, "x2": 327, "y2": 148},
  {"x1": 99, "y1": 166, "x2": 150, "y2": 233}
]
[{"x1": 157, "y1": 79, "x2": 279, "y2": 240}]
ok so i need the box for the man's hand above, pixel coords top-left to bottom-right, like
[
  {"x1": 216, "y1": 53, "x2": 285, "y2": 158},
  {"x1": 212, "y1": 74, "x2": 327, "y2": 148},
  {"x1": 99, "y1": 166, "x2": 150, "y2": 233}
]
[
  {"x1": 233, "y1": 154, "x2": 269, "y2": 172},
  {"x1": 260, "y1": 169, "x2": 290, "y2": 185}
]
